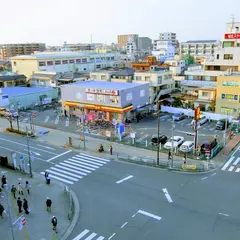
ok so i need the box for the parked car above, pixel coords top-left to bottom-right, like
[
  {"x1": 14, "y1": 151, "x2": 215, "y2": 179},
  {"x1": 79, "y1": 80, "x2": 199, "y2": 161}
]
[
  {"x1": 172, "y1": 112, "x2": 185, "y2": 121},
  {"x1": 164, "y1": 136, "x2": 184, "y2": 149},
  {"x1": 151, "y1": 134, "x2": 168, "y2": 146},
  {"x1": 180, "y1": 141, "x2": 194, "y2": 153},
  {"x1": 216, "y1": 119, "x2": 230, "y2": 130},
  {"x1": 200, "y1": 140, "x2": 217, "y2": 153},
  {"x1": 199, "y1": 115, "x2": 208, "y2": 125}
]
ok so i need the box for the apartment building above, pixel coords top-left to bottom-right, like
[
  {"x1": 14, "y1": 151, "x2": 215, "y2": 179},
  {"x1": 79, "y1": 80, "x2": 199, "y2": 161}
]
[
  {"x1": 138, "y1": 37, "x2": 152, "y2": 50},
  {"x1": 117, "y1": 34, "x2": 139, "y2": 49},
  {"x1": 11, "y1": 52, "x2": 122, "y2": 80},
  {"x1": 180, "y1": 40, "x2": 220, "y2": 58},
  {"x1": 159, "y1": 32, "x2": 177, "y2": 48},
  {"x1": 0, "y1": 43, "x2": 46, "y2": 60}
]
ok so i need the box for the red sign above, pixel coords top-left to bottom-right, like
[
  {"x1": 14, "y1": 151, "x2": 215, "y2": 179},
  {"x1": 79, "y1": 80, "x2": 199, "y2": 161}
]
[
  {"x1": 205, "y1": 150, "x2": 210, "y2": 155},
  {"x1": 194, "y1": 106, "x2": 201, "y2": 121},
  {"x1": 224, "y1": 33, "x2": 240, "y2": 39}
]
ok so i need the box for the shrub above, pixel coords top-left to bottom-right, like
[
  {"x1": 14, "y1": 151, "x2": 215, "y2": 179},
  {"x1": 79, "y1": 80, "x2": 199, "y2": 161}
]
[{"x1": 6, "y1": 128, "x2": 33, "y2": 136}]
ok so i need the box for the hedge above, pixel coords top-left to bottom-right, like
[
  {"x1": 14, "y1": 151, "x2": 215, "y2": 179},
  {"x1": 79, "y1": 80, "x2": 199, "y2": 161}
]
[{"x1": 6, "y1": 128, "x2": 33, "y2": 136}]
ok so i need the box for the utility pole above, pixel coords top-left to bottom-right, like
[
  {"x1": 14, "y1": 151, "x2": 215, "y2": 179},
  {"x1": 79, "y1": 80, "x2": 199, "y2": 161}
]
[
  {"x1": 194, "y1": 106, "x2": 200, "y2": 155},
  {"x1": 157, "y1": 111, "x2": 160, "y2": 165},
  {"x1": 171, "y1": 118, "x2": 174, "y2": 168},
  {"x1": 26, "y1": 126, "x2": 33, "y2": 178},
  {"x1": 82, "y1": 108, "x2": 86, "y2": 151},
  {"x1": 4, "y1": 184, "x2": 15, "y2": 240}
]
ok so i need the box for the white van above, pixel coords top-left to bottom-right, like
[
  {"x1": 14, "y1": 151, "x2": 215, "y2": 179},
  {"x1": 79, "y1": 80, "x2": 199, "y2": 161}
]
[
  {"x1": 199, "y1": 115, "x2": 208, "y2": 125},
  {"x1": 180, "y1": 141, "x2": 194, "y2": 153}
]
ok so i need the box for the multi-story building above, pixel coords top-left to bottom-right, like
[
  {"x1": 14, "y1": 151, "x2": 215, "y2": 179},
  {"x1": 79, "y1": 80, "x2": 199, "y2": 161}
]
[
  {"x1": 159, "y1": 32, "x2": 177, "y2": 48},
  {"x1": 152, "y1": 40, "x2": 175, "y2": 61},
  {"x1": 117, "y1": 34, "x2": 139, "y2": 49},
  {"x1": 134, "y1": 68, "x2": 174, "y2": 104},
  {"x1": 0, "y1": 43, "x2": 46, "y2": 60},
  {"x1": 180, "y1": 40, "x2": 220, "y2": 58},
  {"x1": 165, "y1": 57, "x2": 185, "y2": 76},
  {"x1": 138, "y1": 37, "x2": 152, "y2": 50},
  {"x1": 11, "y1": 52, "x2": 122, "y2": 80},
  {"x1": 126, "y1": 37, "x2": 137, "y2": 54},
  {"x1": 0, "y1": 72, "x2": 26, "y2": 88},
  {"x1": 60, "y1": 80, "x2": 149, "y2": 122}
]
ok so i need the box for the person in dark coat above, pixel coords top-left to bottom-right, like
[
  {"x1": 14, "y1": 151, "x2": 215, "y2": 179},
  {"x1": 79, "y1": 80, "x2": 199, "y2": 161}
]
[
  {"x1": 11, "y1": 185, "x2": 17, "y2": 199},
  {"x1": 17, "y1": 197, "x2": 22, "y2": 213},
  {"x1": 23, "y1": 198, "x2": 29, "y2": 214},
  {"x1": 1, "y1": 175, "x2": 6, "y2": 188},
  {"x1": 0, "y1": 204, "x2": 5, "y2": 218},
  {"x1": 46, "y1": 197, "x2": 52, "y2": 212},
  {"x1": 168, "y1": 151, "x2": 172, "y2": 160},
  {"x1": 109, "y1": 145, "x2": 113, "y2": 155},
  {"x1": 51, "y1": 216, "x2": 57, "y2": 233}
]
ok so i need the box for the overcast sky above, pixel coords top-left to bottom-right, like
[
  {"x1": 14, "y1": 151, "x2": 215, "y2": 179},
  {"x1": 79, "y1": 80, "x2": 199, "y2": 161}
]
[{"x1": 1, "y1": 0, "x2": 239, "y2": 45}]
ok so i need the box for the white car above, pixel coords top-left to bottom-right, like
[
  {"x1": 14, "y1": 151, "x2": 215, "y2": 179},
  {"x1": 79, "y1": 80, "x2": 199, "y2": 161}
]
[
  {"x1": 164, "y1": 136, "x2": 184, "y2": 149},
  {"x1": 198, "y1": 115, "x2": 208, "y2": 125},
  {"x1": 180, "y1": 141, "x2": 194, "y2": 153}
]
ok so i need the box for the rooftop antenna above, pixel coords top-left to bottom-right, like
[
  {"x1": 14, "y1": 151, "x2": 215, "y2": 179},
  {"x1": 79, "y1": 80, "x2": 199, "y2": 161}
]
[{"x1": 231, "y1": 14, "x2": 235, "y2": 31}]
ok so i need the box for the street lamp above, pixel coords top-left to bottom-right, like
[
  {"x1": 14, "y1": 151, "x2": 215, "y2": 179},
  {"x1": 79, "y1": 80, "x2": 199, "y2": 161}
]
[
  {"x1": 157, "y1": 110, "x2": 160, "y2": 165},
  {"x1": 26, "y1": 126, "x2": 33, "y2": 178},
  {"x1": 171, "y1": 118, "x2": 175, "y2": 168}
]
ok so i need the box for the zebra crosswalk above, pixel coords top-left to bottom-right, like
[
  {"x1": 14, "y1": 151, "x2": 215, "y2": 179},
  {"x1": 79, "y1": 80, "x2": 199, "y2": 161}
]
[
  {"x1": 221, "y1": 156, "x2": 240, "y2": 172},
  {"x1": 72, "y1": 229, "x2": 105, "y2": 240},
  {"x1": 40, "y1": 153, "x2": 110, "y2": 184}
]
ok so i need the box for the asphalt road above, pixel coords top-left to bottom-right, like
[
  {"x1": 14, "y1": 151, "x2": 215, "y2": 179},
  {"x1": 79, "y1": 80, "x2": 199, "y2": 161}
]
[
  {"x1": 21, "y1": 110, "x2": 227, "y2": 149},
  {"x1": 0, "y1": 132, "x2": 239, "y2": 240}
]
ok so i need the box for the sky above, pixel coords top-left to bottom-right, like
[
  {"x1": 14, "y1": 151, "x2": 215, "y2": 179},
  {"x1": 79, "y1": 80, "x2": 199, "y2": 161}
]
[{"x1": 1, "y1": 0, "x2": 240, "y2": 46}]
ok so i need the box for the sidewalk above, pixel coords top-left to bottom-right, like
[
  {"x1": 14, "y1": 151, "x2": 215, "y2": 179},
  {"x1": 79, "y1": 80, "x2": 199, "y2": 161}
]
[{"x1": 0, "y1": 169, "x2": 70, "y2": 240}]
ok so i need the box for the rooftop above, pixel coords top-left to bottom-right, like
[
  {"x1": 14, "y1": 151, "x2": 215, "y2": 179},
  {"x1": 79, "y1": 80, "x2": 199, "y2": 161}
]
[
  {"x1": 184, "y1": 40, "x2": 218, "y2": 44},
  {"x1": 1, "y1": 87, "x2": 54, "y2": 96},
  {"x1": 64, "y1": 80, "x2": 146, "y2": 90}
]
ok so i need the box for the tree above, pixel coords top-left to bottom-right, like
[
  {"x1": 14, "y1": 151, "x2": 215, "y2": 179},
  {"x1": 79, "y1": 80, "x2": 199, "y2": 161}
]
[
  {"x1": 184, "y1": 54, "x2": 195, "y2": 65},
  {"x1": 172, "y1": 97, "x2": 183, "y2": 107}
]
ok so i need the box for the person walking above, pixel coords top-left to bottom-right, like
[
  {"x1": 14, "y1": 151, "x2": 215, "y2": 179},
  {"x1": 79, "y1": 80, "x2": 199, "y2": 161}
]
[
  {"x1": 168, "y1": 151, "x2": 172, "y2": 160},
  {"x1": 17, "y1": 197, "x2": 22, "y2": 213},
  {"x1": 51, "y1": 216, "x2": 58, "y2": 233},
  {"x1": 1, "y1": 175, "x2": 6, "y2": 188},
  {"x1": 0, "y1": 204, "x2": 5, "y2": 218},
  {"x1": 25, "y1": 181, "x2": 31, "y2": 194},
  {"x1": 11, "y1": 185, "x2": 17, "y2": 199},
  {"x1": 23, "y1": 198, "x2": 29, "y2": 214},
  {"x1": 46, "y1": 197, "x2": 52, "y2": 212},
  {"x1": 109, "y1": 145, "x2": 113, "y2": 155},
  {"x1": 18, "y1": 182, "x2": 23, "y2": 195}
]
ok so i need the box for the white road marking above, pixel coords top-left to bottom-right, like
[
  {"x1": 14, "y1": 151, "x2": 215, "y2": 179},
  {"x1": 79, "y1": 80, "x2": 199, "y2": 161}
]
[
  {"x1": 162, "y1": 188, "x2": 173, "y2": 203},
  {"x1": 116, "y1": 175, "x2": 133, "y2": 184},
  {"x1": 221, "y1": 156, "x2": 235, "y2": 170},
  {"x1": 60, "y1": 162, "x2": 93, "y2": 174},
  {"x1": 80, "y1": 153, "x2": 110, "y2": 162},
  {"x1": 209, "y1": 127, "x2": 215, "y2": 131},
  {"x1": 236, "y1": 168, "x2": 240, "y2": 172},
  {"x1": 75, "y1": 155, "x2": 107, "y2": 164},
  {"x1": 96, "y1": 237, "x2": 104, "y2": 240},
  {"x1": 228, "y1": 166, "x2": 235, "y2": 172},
  {"x1": 37, "y1": 144, "x2": 56, "y2": 150},
  {"x1": 108, "y1": 233, "x2": 116, "y2": 240},
  {"x1": 65, "y1": 119, "x2": 69, "y2": 127},
  {"x1": 46, "y1": 150, "x2": 72, "y2": 162},
  {"x1": 40, "y1": 172, "x2": 74, "y2": 184},
  {"x1": 135, "y1": 210, "x2": 161, "y2": 221},
  {"x1": 50, "y1": 167, "x2": 83, "y2": 178},
  {"x1": 0, "y1": 138, "x2": 57, "y2": 155},
  {"x1": 55, "y1": 116, "x2": 59, "y2": 124},
  {"x1": 201, "y1": 177, "x2": 208, "y2": 180},
  {"x1": 136, "y1": 134, "x2": 149, "y2": 142},
  {"x1": 211, "y1": 173, "x2": 216, "y2": 176},
  {"x1": 120, "y1": 222, "x2": 128, "y2": 228},
  {"x1": 65, "y1": 160, "x2": 99, "y2": 169},
  {"x1": 44, "y1": 116, "x2": 49, "y2": 123},
  {"x1": 233, "y1": 157, "x2": 240, "y2": 165},
  {"x1": 72, "y1": 156, "x2": 103, "y2": 166},
  {"x1": 24, "y1": 149, "x2": 41, "y2": 156},
  {"x1": 85, "y1": 233, "x2": 97, "y2": 240},
  {"x1": 72, "y1": 229, "x2": 89, "y2": 240},
  {"x1": 65, "y1": 160, "x2": 96, "y2": 171},
  {"x1": 55, "y1": 164, "x2": 89, "y2": 175},
  {"x1": 219, "y1": 213, "x2": 229, "y2": 217},
  {"x1": 63, "y1": 160, "x2": 91, "y2": 174},
  {"x1": 44, "y1": 169, "x2": 79, "y2": 181}
]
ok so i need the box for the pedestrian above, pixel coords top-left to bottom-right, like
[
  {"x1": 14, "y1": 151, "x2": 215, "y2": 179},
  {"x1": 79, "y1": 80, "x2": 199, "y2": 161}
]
[
  {"x1": 17, "y1": 197, "x2": 22, "y2": 213},
  {"x1": 109, "y1": 145, "x2": 113, "y2": 155},
  {"x1": 25, "y1": 181, "x2": 31, "y2": 194},
  {"x1": 18, "y1": 182, "x2": 23, "y2": 195},
  {"x1": 46, "y1": 197, "x2": 52, "y2": 212},
  {"x1": 46, "y1": 173, "x2": 50, "y2": 185},
  {"x1": 23, "y1": 198, "x2": 29, "y2": 214},
  {"x1": 0, "y1": 204, "x2": 5, "y2": 218},
  {"x1": 11, "y1": 185, "x2": 17, "y2": 199},
  {"x1": 1, "y1": 175, "x2": 6, "y2": 188},
  {"x1": 168, "y1": 151, "x2": 171, "y2": 160},
  {"x1": 51, "y1": 216, "x2": 58, "y2": 233}
]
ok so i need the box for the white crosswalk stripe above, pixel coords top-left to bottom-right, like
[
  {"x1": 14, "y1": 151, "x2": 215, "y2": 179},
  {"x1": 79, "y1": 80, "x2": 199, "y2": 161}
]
[
  {"x1": 221, "y1": 156, "x2": 240, "y2": 173},
  {"x1": 40, "y1": 154, "x2": 110, "y2": 185},
  {"x1": 72, "y1": 229, "x2": 105, "y2": 240}
]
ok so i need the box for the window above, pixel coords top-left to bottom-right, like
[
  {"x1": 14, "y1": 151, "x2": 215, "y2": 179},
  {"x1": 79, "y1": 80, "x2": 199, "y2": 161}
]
[
  {"x1": 106, "y1": 57, "x2": 110, "y2": 60},
  {"x1": 47, "y1": 61, "x2": 53, "y2": 66},
  {"x1": 82, "y1": 58, "x2": 87, "y2": 63},
  {"x1": 101, "y1": 75, "x2": 106, "y2": 80},
  {"x1": 62, "y1": 60, "x2": 68, "y2": 64},
  {"x1": 237, "y1": 43, "x2": 240, "y2": 47},
  {"x1": 164, "y1": 75, "x2": 169, "y2": 80},
  {"x1": 13, "y1": 61, "x2": 16, "y2": 66},
  {"x1": 216, "y1": 54, "x2": 219, "y2": 59},
  {"x1": 87, "y1": 94, "x2": 94, "y2": 101},
  {"x1": 126, "y1": 93, "x2": 132, "y2": 101},
  {"x1": 69, "y1": 59, "x2": 75, "y2": 64},
  {"x1": 96, "y1": 64, "x2": 101, "y2": 69},
  {"x1": 111, "y1": 56, "x2": 114, "y2": 60},
  {"x1": 76, "y1": 59, "x2": 81, "y2": 63},
  {"x1": 145, "y1": 77, "x2": 150, "y2": 81},
  {"x1": 158, "y1": 76, "x2": 162, "y2": 84},
  {"x1": 202, "y1": 92, "x2": 209, "y2": 97},
  {"x1": 97, "y1": 95, "x2": 105, "y2": 103},
  {"x1": 101, "y1": 57, "x2": 105, "y2": 60},
  {"x1": 140, "y1": 89, "x2": 145, "y2": 97},
  {"x1": 136, "y1": 76, "x2": 142, "y2": 81},
  {"x1": 90, "y1": 58, "x2": 94, "y2": 62},
  {"x1": 39, "y1": 61, "x2": 46, "y2": 66},
  {"x1": 224, "y1": 54, "x2": 233, "y2": 60},
  {"x1": 55, "y1": 60, "x2": 61, "y2": 65},
  {"x1": 110, "y1": 96, "x2": 119, "y2": 103},
  {"x1": 83, "y1": 68, "x2": 86, "y2": 71},
  {"x1": 91, "y1": 75, "x2": 97, "y2": 79}
]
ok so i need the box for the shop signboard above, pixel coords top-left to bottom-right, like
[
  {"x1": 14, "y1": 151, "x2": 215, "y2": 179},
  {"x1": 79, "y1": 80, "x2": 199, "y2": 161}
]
[
  {"x1": 222, "y1": 81, "x2": 239, "y2": 87},
  {"x1": 106, "y1": 130, "x2": 111, "y2": 137},
  {"x1": 224, "y1": 33, "x2": 240, "y2": 39},
  {"x1": 85, "y1": 88, "x2": 118, "y2": 96}
]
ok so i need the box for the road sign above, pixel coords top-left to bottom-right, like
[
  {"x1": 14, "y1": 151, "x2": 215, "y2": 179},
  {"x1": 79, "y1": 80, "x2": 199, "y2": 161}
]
[
  {"x1": 20, "y1": 155, "x2": 24, "y2": 160},
  {"x1": 130, "y1": 132, "x2": 136, "y2": 138},
  {"x1": 13, "y1": 215, "x2": 26, "y2": 231},
  {"x1": 195, "y1": 106, "x2": 200, "y2": 120},
  {"x1": 106, "y1": 130, "x2": 111, "y2": 137},
  {"x1": 205, "y1": 150, "x2": 210, "y2": 155}
]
